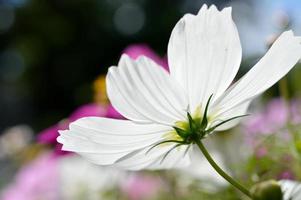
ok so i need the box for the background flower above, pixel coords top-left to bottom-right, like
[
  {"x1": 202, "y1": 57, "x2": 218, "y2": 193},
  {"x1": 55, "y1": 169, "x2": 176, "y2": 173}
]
[{"x1": 0, "y1": 153, "x2": 59, "y2": 200}]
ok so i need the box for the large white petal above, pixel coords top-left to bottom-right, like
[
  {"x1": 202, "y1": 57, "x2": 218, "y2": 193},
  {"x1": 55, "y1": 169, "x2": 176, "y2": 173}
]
[
  {"x1": 115, "y1": 144, "x2": 191, "y2": 170},
  {"x1": 57, "y1": 117, "x2": 172, "y2": 165},
  {"x1": 106, "y1": 55, "x2": 188, "y2": 125},
  {"x1": 168, "y1": 5, "x2": 242, "y2": 112},
  {"x1": 213, "y1": 31, "x2": 301, "y2": 117},
  {"x1": 211, "y1": 101, "x2": 251, "y2": 131}
]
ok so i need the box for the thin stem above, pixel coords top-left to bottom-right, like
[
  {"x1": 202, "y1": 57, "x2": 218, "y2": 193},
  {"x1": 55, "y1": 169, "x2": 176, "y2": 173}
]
[
  {"x1": 278, "y1": 77, "x2": 300, "y2": 156},
  {"x1": 279, "y1": 76, "x2": 290, "y2": 101},
  {"x1": 195, "y1": 140, "x2": 252, "y2": 199}
]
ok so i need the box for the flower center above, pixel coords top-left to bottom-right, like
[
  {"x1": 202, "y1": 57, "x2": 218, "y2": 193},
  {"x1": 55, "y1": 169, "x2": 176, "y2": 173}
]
[
  {"x1": 146, "y1": 94, "x2": 248, "y2": 161},
  {"x1": 169, "y1": 95, "x2": 215, "y2": 144},
  {"x1": 172, "y1": 112, "x2": 208, "y2": 143}
]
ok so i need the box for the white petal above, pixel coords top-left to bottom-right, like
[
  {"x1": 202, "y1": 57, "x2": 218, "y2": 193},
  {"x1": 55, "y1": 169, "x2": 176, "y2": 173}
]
[
  {"x1": 168, "y1": 5, "x2": 242, "y2": 112},
  {"x1": 279, "y1": 180, "x2": 301, "y2": 200},
  {"x1": 57, "y1": 117, "x2": 172, "y2": 165},
  {"x1": 106, "y1": 55, "x2": 188, "y2": 125},
  {"x1": 213, "y1": 31, "x2": 301, "y2": 118},
  {"x1": 147, "y1": 145, "x2": 191, "y2": 170},
  {"x1": 115, "y1": 144, "x2": 191, "y2": 170},
  {"x1": 211, "y1": 101, "x2": 251, "y2": 131}
]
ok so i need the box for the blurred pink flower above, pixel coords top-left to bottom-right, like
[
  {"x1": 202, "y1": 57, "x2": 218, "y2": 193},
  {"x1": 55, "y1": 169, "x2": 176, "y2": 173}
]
[
  {"x1": 244, "y1": 98, "x2": 301, "y2": 152},
  {"x1": 278, "y1": 171, "x2": 295, "y2": 180},
  {"x1": 291, "y1": 99, "x2": 301, "y2": 124},
  {"x1": 123, "y1": 44, "x2": 169, "y2": 71},
  {"x1": 121, "y1": 174, "x2": 162, "y2": 200},
  {"x1": 244, "y1": 98, "x2": 301, "y2": 139},
  {"x1": 37, "y1": 103, "x2": 123, "y2": 155},
  {"x1": 0, "y1": 153, "x2": 59, "y2": 200},
  {"x1": 106, "y1": 104, "x2": 122, "y2": 118},
  {"x1": 266, "y1": 98, "x2": 288, "y2": 127},
  {"x1": 244, "y1": 98, "x2": 288, "y2": 136},
  {"x1": 255, "y1": 146, "x2": 268, "y2": 158}
]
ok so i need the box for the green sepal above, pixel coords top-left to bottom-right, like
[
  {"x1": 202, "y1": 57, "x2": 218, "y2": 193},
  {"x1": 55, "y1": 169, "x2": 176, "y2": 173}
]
[
  {"x1": 160, "y1": 143, "x2": 183, "y2": 164},
  {"x1": 187, "y1": 112, "x2": 195, "y2": 130},
  {"x1": 146, "y1": 140, "x2": 184, "y2": 154},
  {"x1": 205, "y1": 114, "x2": 249, "y2": 134},
  {"x1": 200, "y1": 94, "x2": 213, "y2": 129},
  {"x1": 173, "y1": 126, "x2": 187, "y2": 138}
]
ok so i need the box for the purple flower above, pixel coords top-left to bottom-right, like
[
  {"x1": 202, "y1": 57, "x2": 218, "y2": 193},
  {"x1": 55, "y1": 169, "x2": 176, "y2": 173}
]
[{"x1": 278, "y1": 170, "x2": 295, "y2": 180}]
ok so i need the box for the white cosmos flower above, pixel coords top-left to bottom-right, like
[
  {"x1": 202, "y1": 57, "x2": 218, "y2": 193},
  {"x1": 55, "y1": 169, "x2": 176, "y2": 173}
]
[
  {"x1": 279, "y1": 180, "x2": 301, "y2": 200},
  {"x1": 57, "y1": 4, "x2": 301, "y2": 170},
  {"x1": 59, "y1": 155, "x2": 125, "y2": 200}
]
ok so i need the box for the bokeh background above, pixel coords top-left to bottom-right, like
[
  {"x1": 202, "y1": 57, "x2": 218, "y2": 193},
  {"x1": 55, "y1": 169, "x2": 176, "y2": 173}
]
[
  {"x1": 1, "y1": 0, "x2": 301, "y2": 199},
  {"x1": 1, "y1": 0, "x2": 301, "y2": 133}
]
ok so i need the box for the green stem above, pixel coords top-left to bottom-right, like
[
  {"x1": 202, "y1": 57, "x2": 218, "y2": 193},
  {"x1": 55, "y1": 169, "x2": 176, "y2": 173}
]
[
  {"x1": 195, "y1": 140, "x2": 252, "y2": 199},
  {"x1": 278, "y1": 77, "x2": 298, "y2": 144},
  {"x1": 279, "y1": 76, "x2": 290, "y2": 101}
]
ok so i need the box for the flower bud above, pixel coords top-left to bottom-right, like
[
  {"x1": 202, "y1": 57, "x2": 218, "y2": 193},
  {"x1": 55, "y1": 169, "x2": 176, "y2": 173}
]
[{"x1": 250, "y1": 180, "x2": 283, "y2": 200}]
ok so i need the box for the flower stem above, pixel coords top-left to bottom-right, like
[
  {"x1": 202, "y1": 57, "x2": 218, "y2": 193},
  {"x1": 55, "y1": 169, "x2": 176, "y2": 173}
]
[
  {"x1": 195, "y1": 139, "x2": 252, "y2": 199},
  {"x1": 279, "y1": 76, "x2": 290, "y2": 101}
]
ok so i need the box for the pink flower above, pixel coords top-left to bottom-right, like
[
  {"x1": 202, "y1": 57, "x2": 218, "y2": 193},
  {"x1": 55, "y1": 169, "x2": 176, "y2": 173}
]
[
  {"x1": 243, "y1": 98, "x2": 301, "y2": 139},
  {"x1": 255, "y1": 146, "x2": 268, "y2": 158},
  {"x1": 37, "y1": 124, "x2": 62, "y2": 145},
  {"x1": 0, "y1": 153, "x2": 59, "y2": 200},
  {"x1": 278, "y1": 171, "x2": 295, "y2": 180},
  {"x1": 290, "y1": 99, "x2": 301, "y2": 124},
  {"x1": 265, "y1": 98, "x2": 288, "y2": 127},
  {"x1": 243, "y1": 98, "x2": 301, "y2": 153},
  {"x1": 244, "y1": 98, "x2": 288, "y2": 136},
  {"x1": 123, "y1": 44, "x2": 169, "y2": 71},
  {"x1": 37, "y1": 103, "x2": 123, "y2": 155},
  {"x1": 121, "y1": 174, "x2": 163, "y2": 200}
]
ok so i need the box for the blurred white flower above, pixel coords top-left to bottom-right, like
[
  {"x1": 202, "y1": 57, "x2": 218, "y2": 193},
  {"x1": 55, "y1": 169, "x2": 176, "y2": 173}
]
[
  {"x1": 58, "y1": 155, "x2": 125, "y2": 200},
  {"x1": 180, "y1": 144, "x2": 228, "y2": 191},
  {"x1": 279, "y1": 180, "x2": 301, "y2": 200},
  {"x1": 58, "y1": 4, "x2": 301, "y2": 170}
]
